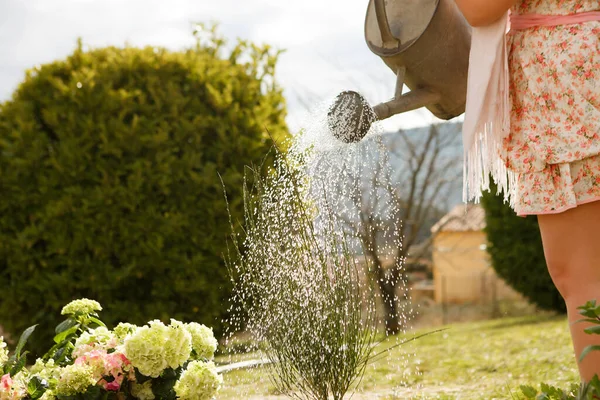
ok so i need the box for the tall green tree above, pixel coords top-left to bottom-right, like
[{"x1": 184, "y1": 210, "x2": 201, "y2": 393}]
[
  {"x1": 481, "y1": 183, "x2": 566, "y2": 313},
  {"x1": 0, "y1": 28, "x2": 289, "y2": 355}
]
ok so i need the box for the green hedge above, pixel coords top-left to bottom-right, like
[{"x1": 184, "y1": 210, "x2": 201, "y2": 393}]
[
  {"x1": 0, "y1": 32, "x2": 289, "y2": 355},
  {"x1": 481, "y1": 184, "x2": 566, "y2": 313}
]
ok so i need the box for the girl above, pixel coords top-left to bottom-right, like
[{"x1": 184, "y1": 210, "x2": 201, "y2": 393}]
[{"x1": 456, "y1": 0, "x2": 600, "y2": 382}]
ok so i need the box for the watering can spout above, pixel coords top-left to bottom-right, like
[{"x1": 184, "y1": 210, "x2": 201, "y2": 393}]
[
  {"x1": 327, "y1": 66, "x2": 442, "y2": 143},
  {"x1": 327, "y1": 88, "x2": 442, "y2": 143}
]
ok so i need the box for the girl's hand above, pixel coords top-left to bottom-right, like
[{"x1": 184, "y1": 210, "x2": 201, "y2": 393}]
[{"x1": 454, "y1": 0, "x2": 518, "y2": 27}]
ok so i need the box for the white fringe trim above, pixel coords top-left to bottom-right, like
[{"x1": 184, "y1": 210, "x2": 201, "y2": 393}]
[
  {"x1": 462, "y1": 121, "x2": 518, "y2": 208},
  {"x1": 463, "y1": 16, "x2": 518, "y2": 209},
  {"x1": 462, "y1": 29, "x2": 517, "y2": 208}
]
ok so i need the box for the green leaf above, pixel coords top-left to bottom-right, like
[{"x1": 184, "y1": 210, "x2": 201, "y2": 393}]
[
  {"x1": 151, "y1": 378, "x2": 177, "y2": 400},
  {"x1": 53, "y1": 325, "x2": 79, "y2": 344},
  {"x1": 56, "y1": 395, "x2": 77, "y2": 400},
  {"x1": 134, "y1": 369, "x2": 152, "y2": 384},
  {"x1": 55, "y1": 319, "x2": 78, "y2": 335},
  {"x1": 586, "y1": 375, "x2": 600, "y2": 397},
  {"x1": 584, "y1": 325, "x2": 600, "y2": 335},
  {"x1": 9, "y1": 353, "x2": 27, "y2": 376},
  {"x1": 15, "y1": 325, "x2": 37, "y2": 358},
  {"x1": 520, "y1": 385, "x2": 538, "y2": 398},
  {"x1": 27, "y1": 376, "x2": 47, "y2": 400},
  {"x1": 578, "y1": 299, "x2": 596, "y2": 311},
  {"x1": 82, "y1": 385, "x2": 102, "y2": 400},
  {"x1": 105, "y1": 392, "x2": 117, "y2": 400},
  {"x1": 43, "y1": 337, "x2": 74, "y2": 363},
  {"x1": 161, "y1": 368, "x2": 177, "y2": 379},
  {"x1": 574, "y1": 318, "x2": 600, "y2": 325},
  {"x1": 86, "y1": 316, "x2": 106, "y2": 328},
  {"x1": 579, "y1": 345, "x2": 600, "y2": 362},
  {"x1": 578, "y1": 309, "x2": 598, "y2": 319},
  {"x1": 54, "y1": 347, "x2": 67, "y2": 363}
]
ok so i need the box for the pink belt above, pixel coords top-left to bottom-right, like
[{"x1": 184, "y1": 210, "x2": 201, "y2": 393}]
[{"x1": 510, "y1": 9, "x2": 600, "y2": 30}]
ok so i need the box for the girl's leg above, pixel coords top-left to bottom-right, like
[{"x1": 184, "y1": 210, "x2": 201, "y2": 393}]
[{"x1": 538, "y1": 200, "x2": 600, "y2": 382}]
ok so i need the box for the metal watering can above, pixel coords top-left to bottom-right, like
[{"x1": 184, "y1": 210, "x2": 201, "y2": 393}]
[{"x1": 328, "y1": 0, "x2": 472, "y2": 142}]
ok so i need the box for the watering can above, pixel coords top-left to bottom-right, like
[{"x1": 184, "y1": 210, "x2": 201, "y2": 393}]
[{"x1": 328, "y1": 0, "x2": 472, "y2": 142}]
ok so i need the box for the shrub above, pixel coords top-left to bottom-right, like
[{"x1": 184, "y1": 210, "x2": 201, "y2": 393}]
[
  {"x1": 480, "y1": 183, "x2": 566, "y2": 313},
  {"x1": 226, "y1": 147, "x2": 378, "y2": 400},
  {"x1": 0, "y1": 27, "x2": 289, "y2": 356}
]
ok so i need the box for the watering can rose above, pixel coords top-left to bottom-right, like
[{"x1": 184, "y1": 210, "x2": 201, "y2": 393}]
[{"x1": 0, "y1": 298, "x2": 223, "y2": 400}]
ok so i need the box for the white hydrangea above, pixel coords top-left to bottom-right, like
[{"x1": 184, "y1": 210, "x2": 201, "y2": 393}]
[
  {"x1": 173, "y1": 361, "x2": 222, "y2": 400},
  {"x1": 39, "y1": 390, "x2": 57, "y2": 400},
  {"x1": 55, "y1": 364, "x2": 96, "y2": 396},
  {"x1": 61, "y1": 299, "x2": 102, "y2": 316},
  {"x1": 185, "y1": 323, "x2": 218, "y2": 360},
  {"x1": 164, "y1": 320, "x2": 192, "y2": 369},
  {"x1": 124, "y1": 320, "x2": 170, "y2": 378},
  {"x1": 130, "y1": 381, "x2": 155, "y2": 400},
  {"x1": 113, "y1": 322, "x2": 137, "y2": 340},
  {"x1": 124, "y1": 320, "x2": 192, "y2": 378},
  {"x1": 30, "y1": 358, "x2": 61, "y2": 383},
  {"x1": 8, "y1": 371, "x2": 30, "y2": 400},
  {"x1": 0, "y1": 337, "x2": 8, "y2": 366}
]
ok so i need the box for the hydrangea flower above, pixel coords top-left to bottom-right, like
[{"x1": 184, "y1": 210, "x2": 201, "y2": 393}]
[
  {"x1": 30, "y1": 358, "x2": 61, "y2": 384},
  {"x1": 74, "y1": 349, "x2": 132, "y2": 392},
  {"x1": 185, "y1": 323, "x2": 218, "y2": 360},
  {"x1": 1, "y1": 371, "x2": 28, "y2": 400},
  {"x1": 124, "y1": 320, "x2": 192, "y2": 378},
  {"x1": 113, "y1": 323, "x2": 137, "y2": 340},
  {"x1": 173, "y1": 361, "x2": 222, "y2": 400},
  {"x1": 124, "y1": 320, "x2": 170, "y2": 378},
  {"x1": 2, "y1": 299, "x2": 222, "y2": 400},
  {"x1": 39, "y1": 390, "x2": 56, "y2": 400},
  {"x1": 73, "y1": 327, "x2": 117, "y2": 358},
  {"x1": 74, "y1": 350, "x2": 107, "y2": 383},
  {"x1": 131, "y1": 381, "x2": 155, "y2": 400},
  {"x1": 61, "y1": 299, "x2": 102, "y2": 316},
  {"x1": 164, "y1": 320, "x2": 192, "y2": 369},
  {"x1": 55, "y1": 364, "x2": 96, "y2": 396},
  {"x1": 0, "y1": 337, "x2": 8, "y2": 367}
]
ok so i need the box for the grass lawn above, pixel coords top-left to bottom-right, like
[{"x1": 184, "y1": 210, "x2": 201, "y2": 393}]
[{"x1": 216, "y1": 314, "x2": 580, "y2": 399}]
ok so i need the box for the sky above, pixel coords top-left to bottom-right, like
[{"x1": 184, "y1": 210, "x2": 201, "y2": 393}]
[{"x1": 0, "y1": 0, "x2": 460, "y2": 133}]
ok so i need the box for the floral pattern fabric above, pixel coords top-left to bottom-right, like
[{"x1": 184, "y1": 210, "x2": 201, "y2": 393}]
[{"x1": 504, "y1": 0, "x2": 600, "y2": 215}]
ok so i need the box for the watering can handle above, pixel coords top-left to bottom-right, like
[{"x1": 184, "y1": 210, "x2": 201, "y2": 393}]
[{"x1": 373, "y1": 0, "x2": 400, "y2": 47}]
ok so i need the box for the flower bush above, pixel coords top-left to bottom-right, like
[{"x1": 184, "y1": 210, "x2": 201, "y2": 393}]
[{"x1": 0, "y1": 299, "x2": 222, "y2": 400}]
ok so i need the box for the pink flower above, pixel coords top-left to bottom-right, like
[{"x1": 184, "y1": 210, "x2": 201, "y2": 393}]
[
  {"x1": 104, "y1": 381, "x2": 121, "y2": 392},
  {"x1": 75, "y1": 349, "x2": 134, "y2": 392},
  {"x1": 1, "y1": 374, "x2": 12, "y2": 392},
  {"x1": 0, "y1": 374, "x2": 24, "y2": 400}
]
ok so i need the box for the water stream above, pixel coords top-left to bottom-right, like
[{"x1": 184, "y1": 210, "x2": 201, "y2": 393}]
[{"x1": 224, "y1": 96, "x2": 416, "y2": 399}]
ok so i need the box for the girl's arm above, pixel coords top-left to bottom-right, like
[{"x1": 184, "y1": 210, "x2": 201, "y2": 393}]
[{"x1": 454, "y1": 0, "x2": 518, "y2": 27}]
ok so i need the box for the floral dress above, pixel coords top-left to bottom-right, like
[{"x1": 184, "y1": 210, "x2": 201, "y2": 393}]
[{"x1": 505, "y1": 0, "x2": 600, "y2": 215}]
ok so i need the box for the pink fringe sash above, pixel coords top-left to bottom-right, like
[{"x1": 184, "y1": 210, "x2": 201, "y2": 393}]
[{"x1": 510, "y1": 10, "x2": 600, "y2": 31}]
